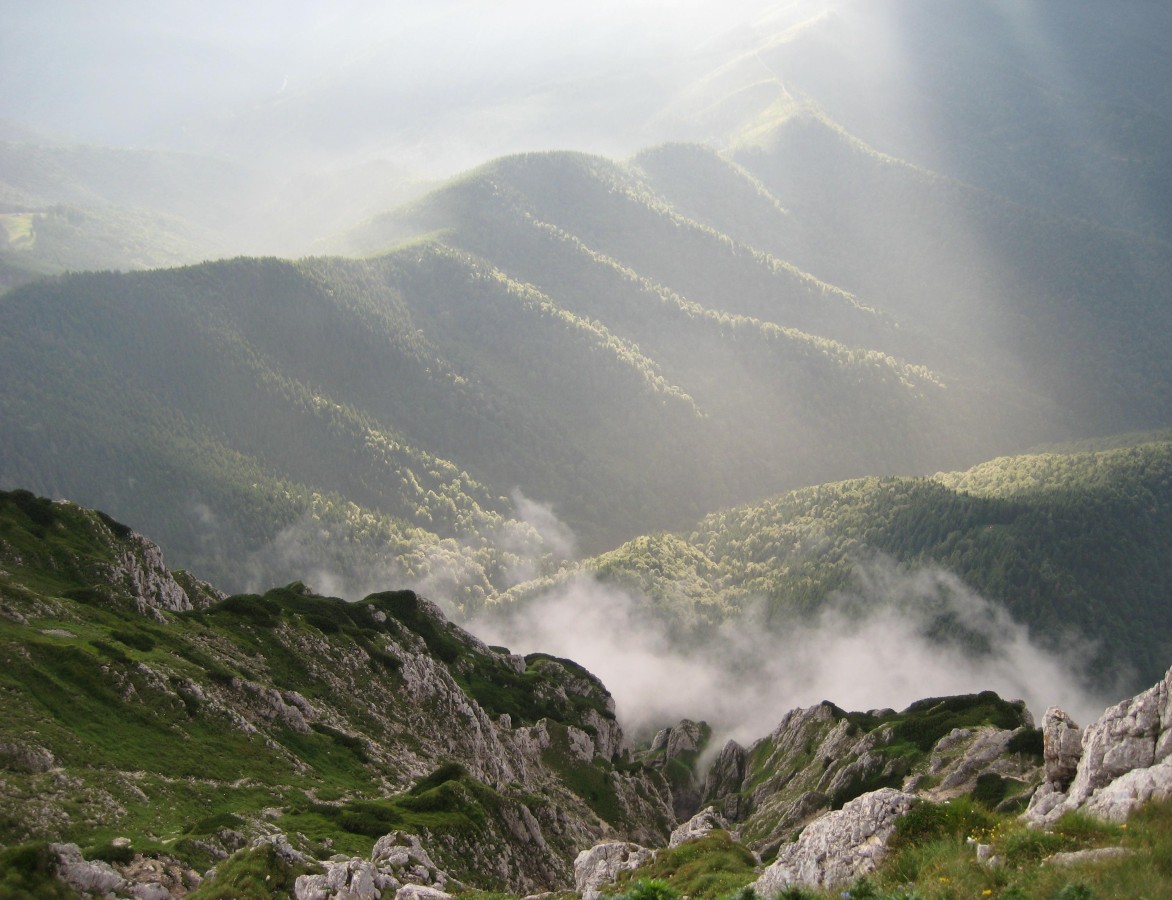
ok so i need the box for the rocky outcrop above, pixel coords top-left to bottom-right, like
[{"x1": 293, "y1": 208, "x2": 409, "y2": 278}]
[
  {"x1": 750, "y1": 788, "x2": 916, "y2": 894},
  {"x1": 0, "y1": 740, "x2": 55, "y2": 773},
  {"x1": 919, "y1": 726, "x2": 1036, "y2": 804},
  {"x1": 574, "y1": 842, "x2": 655, "y2": 900},
  {"x1": 49, "y1": 843, "x2": 126, "y2": 896},
  {"x1": 1041, "y1": 708, "x2": 1084, "y2": 790},
  {"x1": 1025, "y1": 666, "x2": 1172, "y2": 825},
  {"x1": 668, "y1": 806, "x2": 730, "y2": 848},
  {"x1": 704, "y1": 740, "x2": 747, "y2": 820},
  {"x1": 705, "y1": 694, "x2": 1039, "y2": 854},
  {"x1": 645, "y1": 719, "x2": 711, "y2": 820},
  {"x1": 704, "y1": 702, "x2": 901, "y2": 850},
  {"x1": 47, "y1": 842, "x2": 203, "y2": 898},
  {"x1": 294, "y1": 831, "x2": 453, "y2": 900}
]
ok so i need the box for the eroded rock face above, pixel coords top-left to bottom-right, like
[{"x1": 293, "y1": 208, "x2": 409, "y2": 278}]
[
  {"x1": 573, "y1": 842, "x2": 655, "y2": 900},
  {"x1": 103, "y1": 525, "x2": 222, "y2": 615},
  {"x1": 294, "y1": 831, "x2": 453, "y2": 900},
  {"x1": 644, "y1": 719, "x2": 710, "y2": 820},
  {"x1": 668, "y1": 806, "x2": 730, "y2": 848},
  {"x1": 1041, "y1": 708, "x2": 1083, "y2": 790},
  {"x1": 704, "y1": 740, "x2": 747, "y2": 820},
  {"x1": 921, "y1": 726, "x2": 1036, "y2": 802},
  {"x1": 750, "y1": 788, "x2": 916, "y2": 893},
  {"x1": 49, "y1": 843, "x2": 126, "y2": 896},
  {"x1": 1025, "y1": 666, "x2": 1172, "y2": 825},
  {"x1": 704, "y1": 703, "x2": 903, "y2": 850}
]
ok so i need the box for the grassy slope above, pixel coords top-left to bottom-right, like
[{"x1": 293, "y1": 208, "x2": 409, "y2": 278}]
[
  {"x1": 0, "y1": 489, "x2": 661, "y2": 893},
  {"x1": 605, "y1": 799, "x2": 1172, "y2": 900}
]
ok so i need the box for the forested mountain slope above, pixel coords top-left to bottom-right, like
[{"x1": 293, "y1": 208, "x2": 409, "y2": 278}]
[
  {"x1": 6, "y1": 117, "x2": 1172, "y2": 608},
  {"x1": 0, "y1": 200, "x2": 1019, "y2": 599},
  {"x1": 517, "y1": 437, "x2": 1172, "y2": 692}
]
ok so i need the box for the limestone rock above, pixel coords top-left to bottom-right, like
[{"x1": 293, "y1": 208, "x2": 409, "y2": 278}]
[
  {"x1": 1041, "y1": 708, "x2": 1083, "y2": 789},
  {"x1": 645, "y1": 719, "x2": 711, "y2": 818},
  {"x1": 704, "y1": 740, "x2": 747, "y2": 818},
  {"x1": 923, "y1": 726, "x2": 1034, "y2": 799},
  {"x1": 666, "y1": 720, "x2": 705, "y2": 761},
  {"x1": 1046, "y1": 846, "x2": 1132, "y2": 867},
  {"x1": 751, "y1": 788, "x2": 916, "y2": 893},
  {"x1": 1081, "y1": 757, "x2": 1172, "y2": 822},
  {"x1": 295, "y1": 831, "x2": 453, "y2": 900},
  {"x1": 49, "y1": 843, "x2": 126, "y2": 896},
  {"x1": 669, "y1": 806, "x2": 730, "y2": 848},
  {"x1": 395, "y1": 885, "x2": 453, "y2": 900},
  {"x1": 1025, "y1": 666, "x2": 1172, "y2": 826},
  {"x1": 108, "y1": 528, "x2": 221, "y2": 614},
  {"x1": 0, "y1": 740, "x2": 55, "y2": 773},
  {"x1": 574, "y1": 841, "x2": 655, "y2": 900}
]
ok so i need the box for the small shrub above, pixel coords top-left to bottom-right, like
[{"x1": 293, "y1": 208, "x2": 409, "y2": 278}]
[
  {"x1": 1007, "y1": 726, "x2": 1045, "y2": 759},
  {"x1": 210, "y1": 594, "x2": 281, "y2": 628},
  {"x1": 335, "y1": 800, "x2": 403, "y2": 837},
  {"x1": 96, "y1": 510, "x2": 133, "y2": 538},
  {"x1": 890, "y1": 797, "x2": 995, "y2": 851},
  {"x1": 998, "y1": 824, "x2": 1070, "y2": 865},
  {"x1": 616, "y1": 878, "x2": 679, "y2": 900},
  {"x1": 772, "y1": 888, "x2": 819, "y2": 900},
  {"x1": 1053, "y1": 884, "x2": 1094, "y2": 900},
  {"x1": 3, "y1": 489, "x2": 57, "y2": 532},
  {"x1": 972, "y1": 772, "x2": 1010, "y2": 808},
  {"x1": 86, "y1": 842, "x2": 135, "y2": 864},
  {"x1": 63, "y1": 586, "x2": 107, "y2": 605},
  {"x1": 0, "y1": 842, "x2": 75, "y2": 899},
  {"x1": 89, "y1": 639, "x2": 132, "y2": 664},
  {"x1": 187, "y1": 844, "x2": 305, "y2": 898},
  {"x1": 188, "y1": 812, "x2": 245, "y2": 835},
  {"x1": 410, "y1": 761, "x2": 468, "y2": 795},
  {"x1": 112, "y1": 629, "x2": 156, "y2": 652}
]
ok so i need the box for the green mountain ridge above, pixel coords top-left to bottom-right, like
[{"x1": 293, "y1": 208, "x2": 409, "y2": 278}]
[
  {"x1": 501, "y1": 436, "x2": 1172, "y2": 694},
  {"x1": 0, "y1": 488, "x2": 674, "y2": 894}
]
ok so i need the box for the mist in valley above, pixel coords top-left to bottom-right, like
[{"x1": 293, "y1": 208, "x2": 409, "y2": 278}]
[
  {"x1": 3, "y1": 0, "x2": 1171, "y2": 746},
  {"x1": 471, "y1": 530, "x2": 1117, "y2": 752}
]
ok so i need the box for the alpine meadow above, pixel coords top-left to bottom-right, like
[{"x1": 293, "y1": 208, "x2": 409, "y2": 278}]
[{"x1": 2, "y1": 2, "x2": 1172, "y2": 898}]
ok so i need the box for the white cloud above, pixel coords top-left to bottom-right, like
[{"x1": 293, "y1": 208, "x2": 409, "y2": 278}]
[{"x1": 472, "y1": 554, "x2": 1118, "y2": 749}]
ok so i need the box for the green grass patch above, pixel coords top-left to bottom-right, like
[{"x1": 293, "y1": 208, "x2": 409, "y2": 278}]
[
  {"x1": 187, "y1": 844, "x2": 309, "y2": 899},
  {"x1": 541, "y1": 723, "x2": 622, "y2": 826},
  {"x1": 187, "y1": 812, "x2": 246, "y2": 836},
  {"x1": 610, "y1": 832, "x2": 757, "y2": 900},
  {"x1": 0, "y1": 842, "x2": 75, "y2": 899},
  {"x1": 889, "y1": 797, "x2": 996, "y2": 851}
]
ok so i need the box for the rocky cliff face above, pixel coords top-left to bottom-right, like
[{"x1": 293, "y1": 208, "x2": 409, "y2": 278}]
[
  {"x1": 0, "y1": 491, "x2": 673, "y2": 895},
  {"x1": 1026, "y1": 666, "x2": 1172, "y2": 826},
  {"x1": 8, "y1": 488, "x2": 1172, "y2": 898},
  {"x1": 696, "y1": 693, "x2": 1039, "y2": 856},
  {"x1": 750, "y1": 787, "x2": 916, "y2": 895}
]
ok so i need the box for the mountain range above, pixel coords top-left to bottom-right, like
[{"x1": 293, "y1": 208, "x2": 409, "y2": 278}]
[{"x1": 4, "y1": 3, "x2": 1172, "y2": 701}]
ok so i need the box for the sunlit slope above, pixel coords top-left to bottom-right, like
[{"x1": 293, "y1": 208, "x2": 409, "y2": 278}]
[
  {"x1": 352, "y1": 150, "x2": 1048, "y2": 483},
  {"x1": 666, "y1": 0, "x2": 1172, "y2": 239},
  {"x1": 0, "y1": 252, "x2": 671, "y2": 597},
  {"x1": 537, "y1": 437, "x2": 1172, "y2": 691},
  {"x1": 630, "y1": 122, "x2": 1172, "y2": 437},
  {"x1": 0, "y1": 248, "x2": 754, "y2": 589},
  {"x1": 0, "y1": 490, "x2": 670, "y2": 892}
]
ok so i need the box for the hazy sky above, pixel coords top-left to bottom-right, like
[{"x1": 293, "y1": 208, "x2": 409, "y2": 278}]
[{"x1": 1, "y1": 0, "x2": 784, "y2": 170}]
